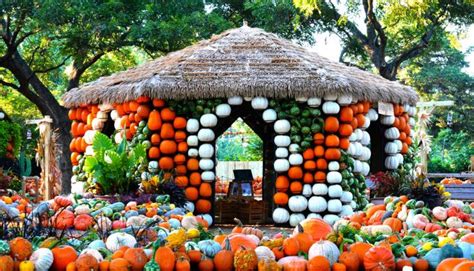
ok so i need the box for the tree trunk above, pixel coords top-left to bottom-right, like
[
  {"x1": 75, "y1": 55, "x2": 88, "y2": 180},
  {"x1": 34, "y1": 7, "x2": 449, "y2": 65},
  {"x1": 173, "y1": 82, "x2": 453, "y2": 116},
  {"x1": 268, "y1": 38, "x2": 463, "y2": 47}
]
[{"x1": 6, "y1": 52, "x2": 73, "y2": 193}]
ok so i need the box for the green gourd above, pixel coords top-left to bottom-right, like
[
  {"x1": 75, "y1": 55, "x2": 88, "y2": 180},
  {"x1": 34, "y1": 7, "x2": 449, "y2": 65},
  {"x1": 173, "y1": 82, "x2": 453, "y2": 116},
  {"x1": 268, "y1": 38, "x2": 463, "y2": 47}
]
[
  {"x1": 0, "y1": 240, "x2": 10, "y2": 255},
  {"x1": 144, "y1": 241, "x2": 161, "y2": 271}
]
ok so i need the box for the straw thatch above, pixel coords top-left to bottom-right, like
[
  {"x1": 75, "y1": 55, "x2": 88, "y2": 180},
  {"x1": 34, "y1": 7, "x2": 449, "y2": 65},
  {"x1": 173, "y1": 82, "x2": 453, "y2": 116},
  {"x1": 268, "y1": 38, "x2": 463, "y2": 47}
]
[{"x1": 62, "y1": 25, "x2": 418, "y2": 108}]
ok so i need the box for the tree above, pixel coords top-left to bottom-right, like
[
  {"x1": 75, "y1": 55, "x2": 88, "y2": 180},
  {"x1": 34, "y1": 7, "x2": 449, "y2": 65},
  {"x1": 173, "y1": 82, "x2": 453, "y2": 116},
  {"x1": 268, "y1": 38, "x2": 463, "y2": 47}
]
[
  {"x1": 292, "y1": 0, "x2": 473, "y2": 80},
  {"x1": 0, "y1": 0, "x2": 314, "y2": 193}
]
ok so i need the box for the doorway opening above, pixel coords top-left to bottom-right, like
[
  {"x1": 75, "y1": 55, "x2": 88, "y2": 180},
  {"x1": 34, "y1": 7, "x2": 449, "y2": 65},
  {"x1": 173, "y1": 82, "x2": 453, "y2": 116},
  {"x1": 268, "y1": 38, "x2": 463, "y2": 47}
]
[{"x1": 214, "y1": 118, "x2": 265, "y2": 224}]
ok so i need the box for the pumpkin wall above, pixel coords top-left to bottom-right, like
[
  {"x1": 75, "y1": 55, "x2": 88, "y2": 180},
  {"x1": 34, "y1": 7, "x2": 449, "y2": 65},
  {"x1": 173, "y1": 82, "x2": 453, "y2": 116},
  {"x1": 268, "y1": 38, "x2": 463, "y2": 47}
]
[{"x1": 68, "y1": 95, "x2": 415, "y2": 226}]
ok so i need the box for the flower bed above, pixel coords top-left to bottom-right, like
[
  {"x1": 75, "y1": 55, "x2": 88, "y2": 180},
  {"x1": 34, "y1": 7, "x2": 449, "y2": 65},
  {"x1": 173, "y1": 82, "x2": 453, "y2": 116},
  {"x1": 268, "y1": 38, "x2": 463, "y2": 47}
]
[{"x1": 0, "y1": 193, "x2": 473, "y2": 270}]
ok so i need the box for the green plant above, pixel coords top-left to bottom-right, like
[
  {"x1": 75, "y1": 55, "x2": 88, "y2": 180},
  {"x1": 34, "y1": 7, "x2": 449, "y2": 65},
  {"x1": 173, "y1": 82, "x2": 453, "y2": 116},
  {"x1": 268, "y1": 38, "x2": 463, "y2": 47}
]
[
  {"x1": 0, "y1": 121, "x2": 22, "y2": 158},
  {"x1": 401, "y1": 174, "x2": 445, "y2": 209},
  {"x1": 82, "y1": 132, "x2": 147, "y2": 195},
  {"x1": 428, "y1": 129, "x2": 474, "y2": 173}
]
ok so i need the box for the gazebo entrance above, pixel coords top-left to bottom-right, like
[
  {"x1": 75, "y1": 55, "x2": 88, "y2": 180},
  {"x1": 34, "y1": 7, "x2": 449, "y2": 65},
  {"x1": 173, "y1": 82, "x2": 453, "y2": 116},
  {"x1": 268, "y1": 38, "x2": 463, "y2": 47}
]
[{"x1": 212, "y1": 103, "x2": 276, "y2": 225}]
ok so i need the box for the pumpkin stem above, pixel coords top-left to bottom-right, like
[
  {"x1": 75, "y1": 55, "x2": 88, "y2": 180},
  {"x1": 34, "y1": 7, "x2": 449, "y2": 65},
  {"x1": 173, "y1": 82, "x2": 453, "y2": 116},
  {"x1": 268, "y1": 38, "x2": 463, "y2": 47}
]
[
  {"x1": 297, "y1": 223, "x2": 304, "y2": 233},
  {"x1": 234, "y1": 218, "x2": 243, "y2": 227},
  {"x1": 297, "y1": 251, "x2": 308, "y2": 260},
  {"x1": 224, "y1": 238, "x2": 231, "y2": 251}
]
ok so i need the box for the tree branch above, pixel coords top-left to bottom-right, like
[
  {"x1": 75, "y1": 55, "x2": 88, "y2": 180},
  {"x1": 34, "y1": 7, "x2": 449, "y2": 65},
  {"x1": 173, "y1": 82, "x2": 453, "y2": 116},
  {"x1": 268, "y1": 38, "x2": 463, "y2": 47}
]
[
  {"x1": 391, "y1": 24, "x2": 436, "y2": 69},
  {"x1": 32, "y1": 56, "x2": 70, "y2": 74},
  {"x1": 0, "y1": 78, "x2": 20, "y2": 90}
]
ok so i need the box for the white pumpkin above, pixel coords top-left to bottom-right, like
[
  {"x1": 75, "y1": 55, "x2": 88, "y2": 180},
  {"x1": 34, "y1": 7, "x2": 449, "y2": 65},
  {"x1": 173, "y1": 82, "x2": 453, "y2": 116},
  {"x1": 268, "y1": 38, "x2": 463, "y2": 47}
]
[
  {"x1": 114, "y1": 132, "x2": 124, "y2": 144},
  {"x1": 255, "y1": 246, "x2": 275, "y2": 261},
  {"x1": 394, "y1": 140, "x2": 403, "y2": 152},
  {"x1": 337, "y1": 95, "x2": 352, "y2": 105},
  {"x1": 114, "y1": 118, "x2": 123, "y2": 130},
  {"x1": 380, "y1": 115, "x2": 395, "y2": 125},
  {"x1": 106, "y1": 233, "x2": 137, "y2": 252},
  {"x1": 274, "y1": 135, "x2": 291, "y2": 147},
  {"x1": 81, "y1": 249, "x2": 104, "y2": 262},
  {"x1": 359, "y1": 147, "x2": 371, "y2": 161},
  {"x1": 289, "y1": 213, "x2": 305, "y2": 227},
  {"x1": 75, "y1": 204, "x2": 91, "y2": 215},
  {"x1": 347, "y1": 143, "x2": 357, "y2": 156},
  {"x1": 84, "y1": 146, "x2": 94, "y2": 156},
  {"x1": 328, "y1": 199, "x2": 342, "y2": 213},
  {"x1": 385, "y1": 127, "x2": 400, "y2": 140},
  {"x1": 326, "y1": 171, "x2": 342, "y2": 184},
  {"x1": 340, "y1": 191, "x2": 353, "y2": 203},
  {"x1": 186, "y1": 119, "x2": 200, "y2": 133},
  {"x1": 199, "y1": 159, "x2": 214, "y2": 170},
  {"x1": 110, "y1": 110, "x2": 119, "y2": 121},
  {"x1": 198, "y1": 144, "x2": 214, "y2": 158},
  {"x1": 275, "y1": 147, "x2": 289, "y2": 158},
  {"x1": 339, "y1": 205, "x2": 354, "y2": 217},
  {"x1": 201, "y1": 171, "x2": 215, "y2": 182},
  {"x1": 385, "y1": 142, "x2": 398, "y2": 154},
  {"x1": 197, "y1": 129, "x2": 215, "y2": 142},
  {"x1": 30, "y1": 248, "x2": 54, "y2": 271},
  {"x1": 322, "y1": 101, "x2": 340, "y2": 114},
  {"x1": 200, "y1": 114, "x2": 218, "y2": 127},
  {"x1": 187, "y1": 135, "x2": 199, "y2": 146},
  {"x1": 308, "y1": 240, "x2": 340, "y2": 265},
  {"x1": 353, "y1": 142, "x2": 363, "y2": 157},
  {"x1": 91, "y1": 118, "x2": 104, "y2": 130},
  {"x1": 228, "y1": 96, "x2": 243, "y2": 105},
  {"x1": 323, "y1": 214, "x2": 341, "y2": 226},
  {"x1": 251, "y1": 97, "x2": 268, "y2": 110},
  {"x1": 302, "y1": 184, "x2": 312, "y2": 197},
  {"x1": 274, "y1": 159, "x2": 290, "y2": 172},
  {"x1": 289, "y1": 144, "x2": 300, "y2": 153},
  {"x1": 312, "y1": 183, "x2": 328, "y2": 196},
  {"x1": 360, "y1": 131, "x2": 371, "y2": 146},
  {"x1": 349, "y1": 132, "x2": 358, "y2": 142},
  {"x1": 367, "y1": 108, "x2": 379, "y2": 121},
  {"x1": 328, "y1": 161, "x2": 339, "y2": 171},
  {"x1": 244, "y1": 96, "x2": 252, "y2": 102},
  {"x1": 409, "y1": 117, "x2": 416, "y2": 127},
  {"x1": 199, "y1": 214, "x2": 213, "y2": 226},
  {"x1": 396, "y1": 153, "x2": 404, "y2": 164},
  {"x1": 361, "y1": 162, "x2": 370, "y2": 176},
  {"x1": 273, "y1": 208, "x2": 290, "y2": 224},
  {"x1": 328, "y1": 185, "x2": 343, "y2": 198},
  {"x1": 181, "y1": 216, "x2": 199, "y2": 229},
  {"x1": 385, "y1": 155, "x2": 399, "y2": 170},
  {"x1": 354, "y1": 129, "x2": 363, "y2": 141},
  {"x1": 289, "y1": 154, "x2": 303, "y2": 165},
  {"x1": 308, "y1": 196, "x2": 327, "y2": 213},
  {"x1": 148, "y1": 161, "x2": 159, "y2": 173},
  {"x1": 361, "y1": 117, "x2": 371, "y2": 129},
  {"x1": 262, "y1": 109, "x2": 277, "y2": 123},
  {"x1": 306, "y1": 213, "x2": 322, "y2": 219},
  {"x1": 307, "y1": 97, "x2": 322, "y2": 107},
  {"x1": 188, "y1": 148, "x2": 199, "y2": 157},
  {"x1": 288, "y1": 196, "x2": 308, "y2": 212},
  {"x1": 350, "y1": 201, "x2": 357, "y2": 209},
  {"x1": 215, "y1": 104, "x2": 231, "y2": 117},
  {"x1": 324, "y1": 93, "x2": 338, "y2": 101},
  {"x1": 295, "y1": 96, "x2": 308, "y2": 102},
  {"x1": 353, "y1": 160, "x2": 363, "y2": 173},
  {"x1": 274, "y1": 119, "x2": 291, "y2": 134}
]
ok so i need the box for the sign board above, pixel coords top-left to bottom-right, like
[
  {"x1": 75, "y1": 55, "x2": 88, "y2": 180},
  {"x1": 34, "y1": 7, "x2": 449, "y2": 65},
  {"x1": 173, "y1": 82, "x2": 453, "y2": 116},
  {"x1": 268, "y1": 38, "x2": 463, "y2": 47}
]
[{"x1": 378, "y1": 102, "x2": 394, "y2": 116}]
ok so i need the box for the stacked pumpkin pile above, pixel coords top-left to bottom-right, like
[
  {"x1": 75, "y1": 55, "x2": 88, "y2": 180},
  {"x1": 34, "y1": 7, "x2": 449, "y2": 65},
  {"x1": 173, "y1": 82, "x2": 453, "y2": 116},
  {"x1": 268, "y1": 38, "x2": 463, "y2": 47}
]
[
  {"x1": 68, "y1": 105, "x2": 109, "y2": 166},
  {"x1": 381, "y1": 104, "x2": 416, "y2": 170},
  {"x1": 272, "y1": 95, "x2": 381, "y2": 227}
]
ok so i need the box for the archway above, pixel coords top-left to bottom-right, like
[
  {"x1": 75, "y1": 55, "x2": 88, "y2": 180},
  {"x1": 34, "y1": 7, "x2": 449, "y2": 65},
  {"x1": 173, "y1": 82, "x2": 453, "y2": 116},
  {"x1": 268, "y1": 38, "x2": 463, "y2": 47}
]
[{"x1": 208, "y1": 102, "x2": 277, "y2": 224}]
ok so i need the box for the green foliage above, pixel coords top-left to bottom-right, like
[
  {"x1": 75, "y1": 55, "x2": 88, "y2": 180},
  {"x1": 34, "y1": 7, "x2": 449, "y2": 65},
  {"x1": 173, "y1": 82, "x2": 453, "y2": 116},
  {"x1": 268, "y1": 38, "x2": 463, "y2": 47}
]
[
  {"x1": 217, "y1": 119, "x2": 263, "y2": 161},
  {"x1": 428, "y1": 129, "x2": 474, "y2": 173},
  {"x1": 18, "y1": 151, "x2": 32, "y2": 177},
  {"x1": 83, "y1": 132, "x2": 147, "y2": 195},
  {"x1": 0, "y1": 121, "x2": 22, "y2": 157}
]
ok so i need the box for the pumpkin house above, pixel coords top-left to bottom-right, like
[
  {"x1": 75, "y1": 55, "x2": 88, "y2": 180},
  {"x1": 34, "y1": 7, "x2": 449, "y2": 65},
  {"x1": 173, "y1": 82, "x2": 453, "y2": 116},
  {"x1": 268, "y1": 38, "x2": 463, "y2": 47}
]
[{"x1": 62, "y1": 25, "x2": 418, "y2": 226}]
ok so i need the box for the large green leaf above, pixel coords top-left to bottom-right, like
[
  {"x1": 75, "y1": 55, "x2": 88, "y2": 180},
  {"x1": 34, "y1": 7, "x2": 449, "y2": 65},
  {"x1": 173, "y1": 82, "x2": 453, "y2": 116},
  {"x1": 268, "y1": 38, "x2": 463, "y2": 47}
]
[
  {"x1": 93, "y1": 132, "x2": 114, "y2": 153},
  {"x1": 83, "y1": 156, "x2": 98, "y2": 172}
]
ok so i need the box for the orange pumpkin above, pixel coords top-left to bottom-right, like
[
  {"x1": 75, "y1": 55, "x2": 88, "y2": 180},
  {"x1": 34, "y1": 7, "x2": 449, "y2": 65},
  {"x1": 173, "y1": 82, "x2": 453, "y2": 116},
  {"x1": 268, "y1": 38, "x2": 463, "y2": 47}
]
[
  {"x1": 185, "y1": 187, "x2": 199, "y2": 201},
  {"x1": 276, "y1": 176, "x2": 290, "y2": 192},
  {"x1": 383, "y1": 218, "x2": 403, "y2": 232},
  {"x1": 307, "y1": 255, "x2": 330, "y2": 271},
  {"x1": 75, "y1": 253, "x2": 99, "y2": 271},
  {"x1": 363, "y1": 246, "x2": 395, "y2": 271},
  {"x1": 413, "y1": 259, "x2": 429, "y2": 271},
  {"x1": 453, "y1": 261, "x2": 474, "y2": 271},
  {"x1": 314, "y1": 145, "x2": 325, "y2": 157},
  {"x1": 437, "y1": 258, "x2": 468, "y2": 271},
  {"x1": 325, "y1": 135, "x2": 340, "y2": 147},
  {"x1": 288, "y1": 167, "x2": 303, "y2": 180},
  {"x1": 109, "y1": 258, "x2": 130, "y2": 271},
  {"x1": 148, "y1": 147, "x2": 161, "y2": 159},
  {"x1": 338, "y1": 251, "x2": 359, "y2": 271},
  {"x1": 283, "y1": 236, "x2": 300, "y2": 256},
  {"x1": 177, "y1": 142, "x2": 188, "y2": 153},
  {"x1": 293, "y1": 224, "x2": 314, "y2": 253},
  {"x1": 152, "y1": 98, "x2": 166, "y2": 108},
  {"x1": 199, "y1": 183, "x2": 212, "y2": 198},
  {"x1": 339, "y1": 137, "x2": 350, "y2": 150},
  {"x1": 148, "y1": 110, "x2": 162, "y2": 131},
  {"x1": 136, "y1": 104, "x2": 151, "y2": 118},
  {"x1": 296, "y1": 218, "x2": 332, "y2": 241},
  {"x1": 338, "y1": 124, "x2": 353, "y2": 137},
  {"x1": 304, "y1": 161, "x2": 317, "y2": 172},
  {"x1": 155, "y1": 245, "x2": 176, "y2": 271},
  {"x1": 325, "y1": 116, "x2": 340, "y2": 133},
  {"x1": 274, "y1": 192, "x2": 289, "y2": 205},
  {"x1": 123, "y1": 248, "x2": 148, "y2": 271},
  {"x1": 325, "y1": 148, "x2": 341, "y2": 160},
  {"x1": 159, "y1": 157, "x2": 174, "y2": 170},
  {"x1": 340, "y1": 107, "x2": 354, "y2": 122},
  {"x1": 195, "y1": 199, "x2": 212, "y2": 213},
  {"x1": 313, "y1": 133, "x2": 325, "y2": 144},
  {"x1": 349, "y1": 242, "x2": 373, "y2": 263},
  {"x1": 314, "y1": 171, "x2": 326, "y2": 182},
  {"x1": 396, "y1": 259, "x2": 412, "y2": 271},
  {"x1": 316, "y1": 158, "x2": 328, "y2": 170},
  {"x1": 53, "y1": 210, "x2": 75, "y2": 230},
  {"x1": 52, "y1": 246, "x2": 78, "y2": 271},
  {"x1": 173, "y1": 117, "x2": 187, "y2": 129},
  {"x1": 187, "y1": 159, "x2": 199, "y2": 171},
  {"x1": 303, "y1": 172, "x2": 315, "y2": 183},
  {"x1": 160, "y1": 108, "x2": 176, "y2": 121},
  {"x1": 290, "y1": 181, "x2": 303, "y2": 194},
  {"x1": 160, "y1": 123, "x2": 175, "y2": 139},
  {"x1": 9, "y1": 237, "x2": 32, "y2": 261},
  {"x1": 189, "y1": 172, "x2": 202, "y2": 186},
  {"x1": 303, "y1": 149, "x2": 315, "y2": 160},
  {"x1": 160, "y1": 140, "x2": 177, "y2": 155},
  {"x1": 214, "y1": 238, "x2": 234, "y2": 271}
]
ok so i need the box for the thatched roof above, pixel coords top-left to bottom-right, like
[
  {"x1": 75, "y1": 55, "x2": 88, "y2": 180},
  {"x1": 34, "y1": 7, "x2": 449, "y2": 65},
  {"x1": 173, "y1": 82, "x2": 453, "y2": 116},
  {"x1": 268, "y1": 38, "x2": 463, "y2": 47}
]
[{"x1": 62, "y1": 25, "x2": 418, "y2": 108}]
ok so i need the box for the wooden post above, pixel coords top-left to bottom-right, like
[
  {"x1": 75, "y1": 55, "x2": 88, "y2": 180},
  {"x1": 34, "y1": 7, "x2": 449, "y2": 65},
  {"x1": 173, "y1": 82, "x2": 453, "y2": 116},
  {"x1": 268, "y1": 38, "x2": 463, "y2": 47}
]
[{"x1": 41, "y1": 116, "x2": 53, "y2": 199}]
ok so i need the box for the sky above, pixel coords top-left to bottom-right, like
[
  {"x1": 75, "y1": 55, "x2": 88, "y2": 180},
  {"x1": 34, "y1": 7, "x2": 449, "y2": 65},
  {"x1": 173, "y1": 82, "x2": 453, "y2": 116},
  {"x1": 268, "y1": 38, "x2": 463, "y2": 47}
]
[{"x1": 308, "y1": 17, "x2": 474, "y2": 76}]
